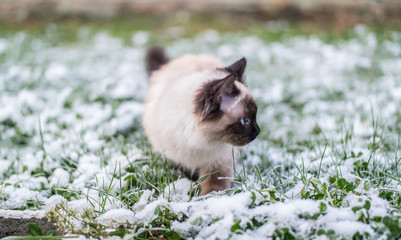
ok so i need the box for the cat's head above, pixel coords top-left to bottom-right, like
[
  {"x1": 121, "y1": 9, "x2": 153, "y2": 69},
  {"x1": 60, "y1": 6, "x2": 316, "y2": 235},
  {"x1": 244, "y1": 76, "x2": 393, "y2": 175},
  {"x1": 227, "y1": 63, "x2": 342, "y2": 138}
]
[{"x1": 194, "y1": 58, "x2": 260, "y2": 146}]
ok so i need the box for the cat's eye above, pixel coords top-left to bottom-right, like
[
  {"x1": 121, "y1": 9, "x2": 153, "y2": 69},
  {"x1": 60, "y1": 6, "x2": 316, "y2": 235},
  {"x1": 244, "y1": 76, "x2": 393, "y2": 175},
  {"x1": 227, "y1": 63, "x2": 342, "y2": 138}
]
[{"x1": 240, "y1": 117, "x2": 250, "y2": 126}]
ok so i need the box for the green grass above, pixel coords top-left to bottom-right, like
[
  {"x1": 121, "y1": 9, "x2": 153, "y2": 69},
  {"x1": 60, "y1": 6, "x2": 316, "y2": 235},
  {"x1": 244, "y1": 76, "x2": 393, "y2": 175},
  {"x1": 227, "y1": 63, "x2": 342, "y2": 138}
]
[{"x1": 1, "y1": 15, "x2": 401, "y2": 239}]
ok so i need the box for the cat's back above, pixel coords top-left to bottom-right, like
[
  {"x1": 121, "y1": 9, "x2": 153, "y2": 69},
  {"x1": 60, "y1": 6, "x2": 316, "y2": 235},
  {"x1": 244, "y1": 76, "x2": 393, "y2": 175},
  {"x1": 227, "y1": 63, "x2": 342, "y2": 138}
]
[
  {"x1": 144, "y1": 54, "x2": 224, "y2": 126},
  {"x1": 147, "y1": 54, "x2": 224, "y2": 94},
  {"x1": 145, "y1": 54, "x2": 224, "y2": 123}
]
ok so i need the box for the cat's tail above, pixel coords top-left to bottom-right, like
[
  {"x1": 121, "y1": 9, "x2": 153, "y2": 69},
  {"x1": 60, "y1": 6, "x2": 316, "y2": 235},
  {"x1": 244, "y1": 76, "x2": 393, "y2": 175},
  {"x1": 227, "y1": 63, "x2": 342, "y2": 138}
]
[{"x1": 145, "y1": 46, "x2": 169, "y2": 76}]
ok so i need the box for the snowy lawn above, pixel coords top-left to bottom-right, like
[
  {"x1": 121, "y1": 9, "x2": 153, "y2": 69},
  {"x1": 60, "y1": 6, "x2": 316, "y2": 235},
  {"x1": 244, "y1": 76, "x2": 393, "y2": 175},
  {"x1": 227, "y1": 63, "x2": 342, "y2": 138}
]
[{"x1": 1, "y1": 22, "x2": 401, "y2": 239}]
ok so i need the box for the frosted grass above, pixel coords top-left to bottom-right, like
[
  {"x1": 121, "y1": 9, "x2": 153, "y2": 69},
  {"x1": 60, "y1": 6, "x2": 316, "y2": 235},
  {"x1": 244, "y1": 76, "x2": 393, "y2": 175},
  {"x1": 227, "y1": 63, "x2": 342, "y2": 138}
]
[{"x1": 1, "y1": 25, "x2": 401, "y2": 239}]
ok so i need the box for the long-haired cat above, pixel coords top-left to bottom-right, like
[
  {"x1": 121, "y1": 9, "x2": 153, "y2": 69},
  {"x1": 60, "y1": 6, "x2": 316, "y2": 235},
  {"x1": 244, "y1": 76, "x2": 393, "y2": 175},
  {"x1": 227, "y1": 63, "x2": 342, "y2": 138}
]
[{"x1": 143, "y1": 46, "x2": 260, "y2": 195}]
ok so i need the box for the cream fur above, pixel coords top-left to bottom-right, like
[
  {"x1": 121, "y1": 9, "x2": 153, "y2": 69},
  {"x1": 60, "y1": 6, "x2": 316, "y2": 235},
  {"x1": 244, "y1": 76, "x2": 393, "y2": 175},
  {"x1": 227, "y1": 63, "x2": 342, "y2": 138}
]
[{"x1": 142, "y1": 54, "x2": 243, "y2": 171}]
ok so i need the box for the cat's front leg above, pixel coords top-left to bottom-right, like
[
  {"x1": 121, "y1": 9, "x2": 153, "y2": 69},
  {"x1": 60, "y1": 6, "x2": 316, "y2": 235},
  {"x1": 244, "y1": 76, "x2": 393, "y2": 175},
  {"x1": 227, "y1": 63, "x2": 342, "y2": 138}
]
[{"x1": 199, "y1": 159, "x2": 233, "y2": 195}]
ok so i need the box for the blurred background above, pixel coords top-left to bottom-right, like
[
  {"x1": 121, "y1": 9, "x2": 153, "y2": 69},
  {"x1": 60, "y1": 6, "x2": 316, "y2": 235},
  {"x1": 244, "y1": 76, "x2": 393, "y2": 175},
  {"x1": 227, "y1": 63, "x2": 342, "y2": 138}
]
[{"x1": 1, "y1": 0, "x2": 401, "y2": 30}]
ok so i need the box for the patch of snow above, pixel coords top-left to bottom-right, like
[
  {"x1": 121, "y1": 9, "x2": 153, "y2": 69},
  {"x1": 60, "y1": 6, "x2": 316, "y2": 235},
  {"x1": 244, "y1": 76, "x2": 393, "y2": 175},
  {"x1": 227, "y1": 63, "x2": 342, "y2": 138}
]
[
  {"x1": 45, "y1": 195, "x2": 67, "y2": 212},
  {"x1": 68, "y1": 199, "x2": 92, "y2": 215},
  {"x1": 96, "y1": 208, "x2": 136, "y2": 226},
  {"x1": 326, "y1": 221, "x2": 373, "y2": 237},
  {"x1": 0, "y1": 209, "x2": 45, "y2": 219},
  {"x1": 50, "y1": 168, "x2": 70, "y2": 186}
]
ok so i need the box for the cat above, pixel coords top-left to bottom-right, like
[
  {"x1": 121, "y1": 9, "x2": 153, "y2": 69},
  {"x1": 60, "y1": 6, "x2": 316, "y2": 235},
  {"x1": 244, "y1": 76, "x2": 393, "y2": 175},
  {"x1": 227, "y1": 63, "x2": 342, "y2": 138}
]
[{"x1": 143, "y1": 46, "x2": 260, "y2": 195}]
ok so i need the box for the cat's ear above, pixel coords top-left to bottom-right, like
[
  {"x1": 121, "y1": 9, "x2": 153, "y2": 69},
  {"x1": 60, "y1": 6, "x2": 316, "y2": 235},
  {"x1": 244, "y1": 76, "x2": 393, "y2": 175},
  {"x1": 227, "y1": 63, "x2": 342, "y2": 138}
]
[
  {"x1": 219, "y1": 74, "x2": 239, "y2": 97},
  {"x1": 219, "y1": 74, "x2": 240, "y2": 112},
  {"x1": 225, "y1": 57, "x2": 247, "y2": 80}
]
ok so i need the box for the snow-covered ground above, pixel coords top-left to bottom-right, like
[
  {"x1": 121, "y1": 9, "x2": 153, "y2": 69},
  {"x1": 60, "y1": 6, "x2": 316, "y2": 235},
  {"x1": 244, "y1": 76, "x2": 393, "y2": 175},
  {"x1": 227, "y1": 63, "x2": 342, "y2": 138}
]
[{"x1": 1, "y1": 24, "x2": 401, "y2": 239}]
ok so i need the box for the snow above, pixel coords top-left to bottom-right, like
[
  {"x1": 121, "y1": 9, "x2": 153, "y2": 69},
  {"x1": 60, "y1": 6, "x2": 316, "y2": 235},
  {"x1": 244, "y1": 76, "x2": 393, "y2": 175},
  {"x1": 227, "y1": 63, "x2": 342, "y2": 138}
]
[
  {"x1": 326, "y1": 221, "x2": 373, "y2": 237},
  {"x1": 97, "y1": 208, "x2": 136, "y2": 226},
  {"x1": 44, "y1": 195, "x2": 67, "y2": 212},
  {"x1": 0, "y1": 209, "x2": 46, "y2": 219},
  {"x1": 131, "y1": 31, "x2": 149, "y2": 46},
  {"x1": 1, "y1": 25, "x2": 401, "y2": 239},
  {"x1": 68, "y1": 199, "x2": 93, "y2": 215},
  {"x1": 163, "y1": 178, "x2": 193, "y2": 201},
  {"x1": 343, "y1": 193, "x2": 390, "y2": 218},
  {"x1": 49, "y1": 168, "x2": 70, "y2": 186}
]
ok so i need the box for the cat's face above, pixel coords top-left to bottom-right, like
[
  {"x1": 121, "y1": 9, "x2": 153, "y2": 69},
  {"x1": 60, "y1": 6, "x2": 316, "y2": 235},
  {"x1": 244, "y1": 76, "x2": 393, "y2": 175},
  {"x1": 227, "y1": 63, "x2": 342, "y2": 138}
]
[{"x1": 194, "y1": 58, "x2": 260, "y2": 146}]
